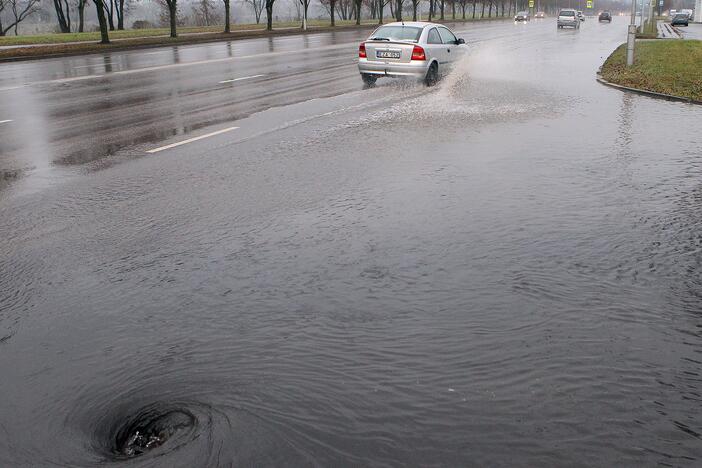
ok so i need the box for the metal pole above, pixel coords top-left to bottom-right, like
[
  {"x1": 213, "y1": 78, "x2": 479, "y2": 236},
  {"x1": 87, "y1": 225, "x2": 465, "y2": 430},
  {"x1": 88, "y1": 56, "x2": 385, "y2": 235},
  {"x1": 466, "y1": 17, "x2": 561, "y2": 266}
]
[{"x1": 627, "y1": 0, "x2": 637, "y2": 65}]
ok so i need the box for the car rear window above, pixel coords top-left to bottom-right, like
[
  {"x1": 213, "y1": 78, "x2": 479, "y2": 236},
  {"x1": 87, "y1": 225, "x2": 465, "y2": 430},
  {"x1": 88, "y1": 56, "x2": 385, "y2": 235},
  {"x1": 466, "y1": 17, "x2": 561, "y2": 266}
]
[
  {"x1": 560, "y1": 10, "x2": 575, "y2": 16},
  {"x1": 370, "y1": 26, "x2": 422, "y2": 42}
]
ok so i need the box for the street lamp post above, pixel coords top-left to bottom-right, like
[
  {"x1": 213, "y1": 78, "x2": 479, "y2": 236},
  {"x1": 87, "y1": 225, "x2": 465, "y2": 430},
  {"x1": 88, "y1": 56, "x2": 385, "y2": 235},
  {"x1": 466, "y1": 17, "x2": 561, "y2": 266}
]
[{"x1": 627, "y1": 0, "x2": 637, "y2": 65}]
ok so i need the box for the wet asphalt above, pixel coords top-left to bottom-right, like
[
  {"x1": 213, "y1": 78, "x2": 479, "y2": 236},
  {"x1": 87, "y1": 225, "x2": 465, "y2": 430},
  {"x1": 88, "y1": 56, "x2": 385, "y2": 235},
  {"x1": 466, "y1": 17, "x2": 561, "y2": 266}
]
[{"x1": 1, "y1": 16, "x2": 702, "y2": 467}]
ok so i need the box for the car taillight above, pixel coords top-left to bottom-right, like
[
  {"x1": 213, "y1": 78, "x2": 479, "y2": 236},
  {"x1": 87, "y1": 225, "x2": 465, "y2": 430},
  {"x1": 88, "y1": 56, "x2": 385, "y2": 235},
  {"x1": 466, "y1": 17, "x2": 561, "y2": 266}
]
[
  {"x1": 411, "y1": 45, "x2": 426, "y2": 61},
  {"x1": 359, "y1": 43, "x2": 366, "y2": 58}
]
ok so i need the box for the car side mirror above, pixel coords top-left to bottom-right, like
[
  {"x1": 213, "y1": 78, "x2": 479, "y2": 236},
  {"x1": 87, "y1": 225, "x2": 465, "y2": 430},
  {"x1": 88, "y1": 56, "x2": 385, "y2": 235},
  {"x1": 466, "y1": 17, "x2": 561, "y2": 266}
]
[{"x1": 457, "y1": 38, "x2": 465, "y2": 45}]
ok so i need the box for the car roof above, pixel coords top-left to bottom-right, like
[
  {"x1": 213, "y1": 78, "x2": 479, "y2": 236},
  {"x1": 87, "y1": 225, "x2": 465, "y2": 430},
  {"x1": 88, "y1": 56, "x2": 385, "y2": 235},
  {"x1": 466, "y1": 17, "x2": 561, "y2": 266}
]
[{"x1": 381, "y1": 21, "x2": 446, "y2": 29}]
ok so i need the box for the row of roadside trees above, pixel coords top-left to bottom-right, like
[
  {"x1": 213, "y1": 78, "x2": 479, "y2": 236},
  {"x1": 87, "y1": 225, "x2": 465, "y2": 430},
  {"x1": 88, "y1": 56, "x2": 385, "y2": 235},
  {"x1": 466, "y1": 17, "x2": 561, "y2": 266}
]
[{"x1": 1, "y1": 0, "x2": 631, "y2": 40}]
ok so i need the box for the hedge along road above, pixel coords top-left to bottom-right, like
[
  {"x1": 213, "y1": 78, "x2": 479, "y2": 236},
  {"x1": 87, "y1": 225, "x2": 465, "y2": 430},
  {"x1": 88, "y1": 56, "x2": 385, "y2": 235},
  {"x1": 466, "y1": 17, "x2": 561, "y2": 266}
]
[{"x1": 1, "y1": 15, "x2": 702, "y2": 468}]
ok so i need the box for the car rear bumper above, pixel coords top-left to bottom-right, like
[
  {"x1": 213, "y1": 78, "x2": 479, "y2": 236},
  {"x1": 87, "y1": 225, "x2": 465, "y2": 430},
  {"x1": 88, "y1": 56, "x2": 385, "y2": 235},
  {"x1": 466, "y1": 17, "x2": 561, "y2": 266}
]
[
  {"x1": 558, "y1": 20, "x2": 578, "y2": 26},
  {"x1": 358, "y1": 59, "x2": 430, "y2": 78}
]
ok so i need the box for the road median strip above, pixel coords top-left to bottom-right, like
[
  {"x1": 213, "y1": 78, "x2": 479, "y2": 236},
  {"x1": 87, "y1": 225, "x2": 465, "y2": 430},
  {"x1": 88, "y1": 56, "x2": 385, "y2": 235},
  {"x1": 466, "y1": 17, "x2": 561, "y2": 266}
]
[{"x1": 598, "y1": 40, "x2": 702, "y2": 103}]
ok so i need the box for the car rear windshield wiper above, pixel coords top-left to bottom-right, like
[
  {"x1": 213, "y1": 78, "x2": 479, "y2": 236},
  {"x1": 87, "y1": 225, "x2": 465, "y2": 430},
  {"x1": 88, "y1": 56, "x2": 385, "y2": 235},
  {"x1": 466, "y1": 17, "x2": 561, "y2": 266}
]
[{"x1": 370, "y1": 37, "x2": 390, "y2": 41}]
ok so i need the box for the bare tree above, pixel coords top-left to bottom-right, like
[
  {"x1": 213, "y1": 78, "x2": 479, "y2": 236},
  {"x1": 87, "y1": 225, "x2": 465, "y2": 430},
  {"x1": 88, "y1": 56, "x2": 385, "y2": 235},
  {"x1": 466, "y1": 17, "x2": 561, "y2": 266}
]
[
  {"x1": 264, "y1": 0, "x2": 275, "y2": 30},
  {"x1": 362, "y1": 0, "x2": 377, "y2": 19},
  {"x1": 0, "y1": 0, "x2": 40, "y2": 35},
  {"x1": 244, "y1": 0, "x2": 265, "y2": 23},
  {"x1": 52, "y1": 0, "x2": 71, "y2": 32},
  {"x1": 336, "y1": 0, "x2": 352, "y2": 19},
  {"x1": 114, "y1": 0, "x2": 127, "y2": 29},
  {"x1": 298, "y1": 0, "x2": 309, "y2": 28},
  {"x1": 410, "y1": 0, "x2": 419, "y2": 20},
  {"x1": 93, "y1": 0, "x2": 110, "y2": 42},
  {"x1": 75, "y1": 0, "x2": 89, "y2": 32},
  {"x1": 393, "y1": 0, "x2": 403, "y2": 20},
  {"x1": 192, "y1": 0, "x2": 219, "y2": 25},
  {"x1": 353, "y1": 0, "x2": 361, "y2": 24},
  {"x1": 222, "y1": 0, "x2": 231, "y2": 32},
  {"x1": 165, "y1": 0, "x2": 178, "y2": 36},
  {"x1": 103, "y1": 0, "x2": 114, "y2": 30},
  {"x1": 318, "y1": 0, "x2": 336, "y2": 25}
]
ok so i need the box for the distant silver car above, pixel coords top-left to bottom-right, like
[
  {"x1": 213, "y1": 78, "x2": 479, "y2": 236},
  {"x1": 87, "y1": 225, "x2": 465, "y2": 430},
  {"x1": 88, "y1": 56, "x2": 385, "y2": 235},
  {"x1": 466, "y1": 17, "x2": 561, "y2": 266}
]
[
  {"x1": 558, "y1": 9, "x2": 580, "y2": 28},
  {"x1": 358, "y1": 22, "x2": 466, "y2": 87}
]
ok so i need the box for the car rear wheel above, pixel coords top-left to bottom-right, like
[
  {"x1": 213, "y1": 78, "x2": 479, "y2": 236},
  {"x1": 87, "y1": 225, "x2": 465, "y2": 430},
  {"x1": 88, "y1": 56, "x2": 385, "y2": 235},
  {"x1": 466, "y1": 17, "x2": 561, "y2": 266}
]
[
  {"x1": 424, "y1": 63, "x2": 439, "y2": 87},
  {"x1": 361, "y1": 74, "x2": 377, "y2": 87}
]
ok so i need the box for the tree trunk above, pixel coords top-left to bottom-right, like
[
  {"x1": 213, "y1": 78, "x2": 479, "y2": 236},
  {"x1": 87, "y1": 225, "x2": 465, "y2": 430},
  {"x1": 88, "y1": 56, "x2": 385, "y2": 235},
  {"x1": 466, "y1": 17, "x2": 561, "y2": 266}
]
[
  {"x1": 331, "y1": 0, "x2": 336, "y2": 25},
  {"x1": 378, "y1": 0, "x2": 382, "y2": 24},
  {"x1": 93, "y1": 0, "x2": 110, "y2": 43},
  {"x1": 429, "y1": 0, "x2": 433, "y2": 20},
  {"x1": 53, "y1": 0, "x2": 71, "y2": 33},
  {"x1": 413, "y1": 1, "x2": 417, "y2": 20},
  {"x1": 395, "y1": 0, "x2": 401, "y2": 21},
  {"x1": 106, "y1": 0, "x2": 115, "y2": 30},
  {"x1": 452, "y1": 1, "x2": 455, "y2": 19},
  {"x1": 117, "y1": 0, "x2": 124, "y2": 29},
  {"x1": 440, "y1": 0, "x2": 444, "y2": 20},
  {"x1": 355, "y1": 0, "x2": 361, "y2": 24},
  {"x1": 223, "y1": 0, "x2": 231, "y2": 32},
  {"x1": 265, "y1": 0, "x2": 273, "y2": 30},
  {"x1": 169, "y1": 1, "x2": 177, "y2": 37},
  {"x1": 78, "y1": 0, "x2": 86, "y2": 32}
]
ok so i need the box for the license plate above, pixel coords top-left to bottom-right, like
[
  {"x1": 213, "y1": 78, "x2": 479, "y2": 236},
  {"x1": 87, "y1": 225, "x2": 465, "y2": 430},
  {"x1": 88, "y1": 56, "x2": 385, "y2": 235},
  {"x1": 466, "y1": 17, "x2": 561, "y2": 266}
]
[{"x1": 376, "y1": 51, "x2": 401, "y2": 59}]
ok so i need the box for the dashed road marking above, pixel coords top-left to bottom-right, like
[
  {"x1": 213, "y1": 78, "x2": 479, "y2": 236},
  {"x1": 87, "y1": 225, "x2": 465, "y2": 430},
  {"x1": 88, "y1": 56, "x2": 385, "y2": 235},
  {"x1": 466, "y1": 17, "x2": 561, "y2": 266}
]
[
  {"x1": 146, "y1": 126, "x2": 239, "y2": 153},
  {"x1": 218, "y1": 74, "x2": 265, "y2": 84},
  {"x1": 0, "y1": 119, "x2": 12, "y2": 124}
]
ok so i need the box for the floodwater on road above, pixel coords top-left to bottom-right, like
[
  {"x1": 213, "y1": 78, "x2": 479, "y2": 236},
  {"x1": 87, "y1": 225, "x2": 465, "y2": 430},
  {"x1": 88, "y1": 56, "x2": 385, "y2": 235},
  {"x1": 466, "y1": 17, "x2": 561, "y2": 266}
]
[{"x1": 1, "y1": 17, "x2": 702, "y2": 467}]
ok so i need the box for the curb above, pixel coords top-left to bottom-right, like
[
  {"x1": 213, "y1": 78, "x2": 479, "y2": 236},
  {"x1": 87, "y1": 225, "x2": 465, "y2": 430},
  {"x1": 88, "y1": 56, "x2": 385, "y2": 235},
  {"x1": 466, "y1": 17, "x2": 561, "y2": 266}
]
[{"x1": 596, "y1": 72, "x2": 702, "y2": 105}]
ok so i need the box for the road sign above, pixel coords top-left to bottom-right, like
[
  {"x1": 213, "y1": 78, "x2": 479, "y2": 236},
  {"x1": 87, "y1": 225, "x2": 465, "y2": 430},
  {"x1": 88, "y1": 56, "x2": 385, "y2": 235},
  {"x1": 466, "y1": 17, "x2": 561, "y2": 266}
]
[
  {"x1": 659, "y1": 0, "x2": 663, "y2": 4},
  {"x1": 529, "y1": 0, "x2": 534, "y2": 7},
  {"x1": 586, "y1": 0, "x2": 593, "y2": 7}
]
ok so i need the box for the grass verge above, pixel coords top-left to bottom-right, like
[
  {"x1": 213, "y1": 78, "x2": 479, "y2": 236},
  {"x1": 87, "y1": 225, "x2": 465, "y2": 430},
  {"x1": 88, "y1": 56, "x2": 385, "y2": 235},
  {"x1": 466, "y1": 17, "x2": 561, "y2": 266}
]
[{"x1": 600, "y1": 40, "x2": 702, "y2": 102}]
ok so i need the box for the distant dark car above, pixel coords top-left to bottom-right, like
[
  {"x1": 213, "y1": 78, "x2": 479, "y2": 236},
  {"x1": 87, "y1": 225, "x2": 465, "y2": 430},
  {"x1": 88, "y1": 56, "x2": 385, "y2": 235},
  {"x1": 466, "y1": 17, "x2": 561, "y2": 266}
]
[
  {"x1": 598, "y1": 11, "x2": 612, "y2": 22},
  {"x1": 515, "y1": 11, "x2": 530, "y2": 21},
  {"x1": 535, "y1": 11, "x2": 546, "y2": 18},
  {"x1": 671, "y1": 13, "x2": 689, "y2": 26}
]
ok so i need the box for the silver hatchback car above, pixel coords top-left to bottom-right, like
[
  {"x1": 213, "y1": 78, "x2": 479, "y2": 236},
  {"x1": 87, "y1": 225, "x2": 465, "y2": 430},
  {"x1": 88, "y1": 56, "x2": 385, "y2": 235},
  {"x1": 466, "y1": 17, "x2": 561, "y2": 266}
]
[{"x1": 358, "y1": 22, "x2": 466, "y2": 86}]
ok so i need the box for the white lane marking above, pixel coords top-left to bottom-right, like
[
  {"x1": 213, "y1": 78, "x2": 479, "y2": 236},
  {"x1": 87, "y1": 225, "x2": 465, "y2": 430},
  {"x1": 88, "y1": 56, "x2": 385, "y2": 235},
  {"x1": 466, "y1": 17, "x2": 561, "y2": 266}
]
[
  {"x1": 218, "y1": 74, "x2": 265, "y2": 84},
  {"x1": 52, "y1": 74, "x2": 103, "y2": 84},
  {"x1": 0, "y1": 85, "x2": 25, "y2": 92},
  {"x1": 146, "y1": 126, "x2": 239, "y2": 153},
  {"x1": 0, "y1": 119, "x2": 12, "y2": 124}
]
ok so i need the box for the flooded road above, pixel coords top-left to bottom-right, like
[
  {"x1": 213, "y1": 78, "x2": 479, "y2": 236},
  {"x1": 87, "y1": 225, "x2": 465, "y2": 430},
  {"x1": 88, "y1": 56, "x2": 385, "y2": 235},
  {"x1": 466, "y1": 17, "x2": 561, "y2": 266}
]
[{"x1": 1, "y1": 17, "x2": 702, "y2": 467}]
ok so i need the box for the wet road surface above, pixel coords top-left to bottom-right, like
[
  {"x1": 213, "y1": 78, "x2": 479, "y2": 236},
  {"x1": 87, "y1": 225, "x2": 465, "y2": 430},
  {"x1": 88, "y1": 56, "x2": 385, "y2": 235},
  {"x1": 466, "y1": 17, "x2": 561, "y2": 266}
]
[{"x1": 2, "y1": 17, "x2": 702, "y2": 467}]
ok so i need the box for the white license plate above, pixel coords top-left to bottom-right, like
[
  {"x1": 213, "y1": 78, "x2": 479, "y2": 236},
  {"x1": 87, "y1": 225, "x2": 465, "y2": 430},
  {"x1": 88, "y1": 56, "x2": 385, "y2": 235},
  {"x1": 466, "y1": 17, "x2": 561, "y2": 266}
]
[{"x1": 376, "y1": 51, "x2": 401, "y2": 59}]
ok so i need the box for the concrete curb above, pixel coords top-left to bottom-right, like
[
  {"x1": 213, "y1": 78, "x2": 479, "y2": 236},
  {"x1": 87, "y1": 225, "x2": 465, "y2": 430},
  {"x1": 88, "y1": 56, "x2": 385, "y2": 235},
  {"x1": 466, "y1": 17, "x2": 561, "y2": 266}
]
[{"x1": 596, "y1": 72, "x2": 702, "y2": 105}]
